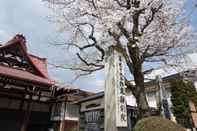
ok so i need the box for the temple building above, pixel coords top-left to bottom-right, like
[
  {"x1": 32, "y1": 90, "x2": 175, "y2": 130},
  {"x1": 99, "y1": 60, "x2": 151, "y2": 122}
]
[
  {"x1": 0, "y1": 34, "x2": 56, "y2": 131},
  {"x1": 0, "y1": 34, "x2": 93, "y2": 131}
]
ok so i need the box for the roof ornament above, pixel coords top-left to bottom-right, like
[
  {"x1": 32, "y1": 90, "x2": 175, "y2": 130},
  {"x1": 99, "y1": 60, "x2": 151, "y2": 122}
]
[
  {"x1": 14, "y1": 34, "x2": 26, "y2": 44},
  {"x1": 14, "y1": 34, "x2": 27, "y2": 50}
]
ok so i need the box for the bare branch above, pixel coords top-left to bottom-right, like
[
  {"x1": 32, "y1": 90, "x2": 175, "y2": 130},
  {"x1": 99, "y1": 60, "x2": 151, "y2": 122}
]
[
  {"x1": 79, "y1": 12, "x2": 100, "y2": 19},
  {"x1": 111, "y1": 44, "x2": 134, "y2": 73},
  {"x1": 117, "y1": 22, "x2": 130, "y2": 40},
  {"x1": 108, "y1": 29, "x2": 134, "y2": 73},
  {"x1": 114, "y1": 0, "x2": 131, "y2": 9},
  {"x1": 76, "y1": 53, "x2": 103, "y2": 67},
  {"x1": 131, "y1": 0, "x2": 140, "y2": 8},
  {"x1": 143, "y1": 68, "x2": 154, "y2": 75},
  {"x1": 141, "y1": 1, "x2": 163, "y2": 33},
  {"x1": 142, "y1": 39, "x2": 176, "y2": 61},
  {"x1": 85, "y1": 0, "x2": 97, "y2": 9},
  {"x1": 95, "y1": 44, "x2": 105, "y2": 62},
  {"x1": 48, "y1": 62, "x2": 104, "y2": 73},
  {"x1": 43, "y1": 0, "x2": 76, "y2": 7},
  {"x1": 72, "y1": 22, "x2": 105, "y2": 64}
]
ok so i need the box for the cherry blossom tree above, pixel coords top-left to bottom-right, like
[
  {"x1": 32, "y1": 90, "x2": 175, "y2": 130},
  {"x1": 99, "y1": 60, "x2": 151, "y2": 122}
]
[{"x1": 44, "y1": 0, "x2": 195, "y2": 118}]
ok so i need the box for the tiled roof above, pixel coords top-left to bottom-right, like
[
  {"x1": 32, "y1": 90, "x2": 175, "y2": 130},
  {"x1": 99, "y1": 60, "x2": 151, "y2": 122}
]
[
  {"x1": 55, "y1": 83, "x2": 78, "y2": 91},
  {"x1": 0, "y1": 34, "x2": 49, "y2": 78},
  {"x1": 0, "y1": 34, "x2": 53, "y2": 86},
  {"x1": 29, "y1": 54, "x2": 50, "y2": 79},
  {"x1": 0, "y1": 64, "x2": 53, "y2": 86}
]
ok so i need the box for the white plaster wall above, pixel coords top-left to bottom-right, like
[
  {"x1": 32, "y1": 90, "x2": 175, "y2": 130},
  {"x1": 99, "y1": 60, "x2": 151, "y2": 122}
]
[
  {"x1": 126, "y1": 92, "x2": 158, "y2": 108},
  {"x1": 126, "y1": 94, "x2": 137, "y2": 107},
  {"x1": 126, "y1": 88, "x2": 173, "y2": 109},
  {"x1": 146, "y1": 91, "x2": 157, "y2": 108},
  {"x1": 194, "y1": 81, "x2": 197, "y2": 91}
]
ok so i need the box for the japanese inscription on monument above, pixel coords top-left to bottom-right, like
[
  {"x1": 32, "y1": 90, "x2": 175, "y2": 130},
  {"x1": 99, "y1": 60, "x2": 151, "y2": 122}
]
[{"x1": 115, "y1": 52, "x2": 127, "y2": 127}]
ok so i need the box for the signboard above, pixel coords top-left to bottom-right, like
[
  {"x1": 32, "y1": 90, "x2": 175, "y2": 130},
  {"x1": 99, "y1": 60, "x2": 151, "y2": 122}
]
[
  {"x1": 85, "y1": 111, "x2": 101, "y2": 131},
  {"x1": 114, "y1": 51, "x2": 128, "y2": 127},
  {"x1": 189, "y1": 100, "x2": 197, "y2": 128},
  {"x1": 191, "y1": 112, "x2": 197, "y2": 128}
]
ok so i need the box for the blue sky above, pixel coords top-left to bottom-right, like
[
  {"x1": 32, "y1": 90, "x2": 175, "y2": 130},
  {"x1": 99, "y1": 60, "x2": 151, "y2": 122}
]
[
  {"x1": 0, "y1": 0, "x2": 104, "y2": 92},
  {"x1": 186, "y1": 0, "x2": 197, "y2": 30},
  {"x1": 0, "y1": 0, "x2": 196, "y2": 92}
]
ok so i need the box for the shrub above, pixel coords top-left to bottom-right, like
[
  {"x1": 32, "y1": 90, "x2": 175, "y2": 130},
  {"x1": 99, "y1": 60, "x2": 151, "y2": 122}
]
[
  {"x1": 170, "y1": 79, "x2": 197, "y2": 128},
  {"x1": 133, "y1": 116, "x2": 185, "y2": 131}
]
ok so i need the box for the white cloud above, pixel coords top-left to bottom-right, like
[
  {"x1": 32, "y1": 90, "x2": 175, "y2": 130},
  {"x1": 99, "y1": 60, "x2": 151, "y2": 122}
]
[
  {"x1": 0, "y1": 30, "x2": 11, "y2": 42},
  {"x1": 187, "y1": 53, "x2": 197, "y2": 66},
  {"x1": 73, "y1": 71, "x2": 104, "y2": 93}
]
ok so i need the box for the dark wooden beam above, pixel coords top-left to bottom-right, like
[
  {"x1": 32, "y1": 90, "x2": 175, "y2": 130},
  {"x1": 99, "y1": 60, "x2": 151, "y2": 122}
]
[
  {"x1": 19, "y1": 88, "x2": 27, "y2": 110},
  {"x1": 0, "y1": 94, "x2": 52, "y2": 104},
  {"x1": 0, "y1": 87, "x2": 54, "y2": 101},
  {"x1": 0, "y1": 75, "x2": 52, "y2": 91}
]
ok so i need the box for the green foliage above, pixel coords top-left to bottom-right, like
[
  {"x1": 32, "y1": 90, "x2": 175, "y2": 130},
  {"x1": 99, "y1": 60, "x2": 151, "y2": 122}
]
[
  {"x1": 133, "y1": 116, "x2": 185, "y2": 131},
  {"x1": 71, "y1": 127, "x2": 77, "y2": 131},
  {"x1": 170, "y1": 79, "x2": 197, "y2": 128}
]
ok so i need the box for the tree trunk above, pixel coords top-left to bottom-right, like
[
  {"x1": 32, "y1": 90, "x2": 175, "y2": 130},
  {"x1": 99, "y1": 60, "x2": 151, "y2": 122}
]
[
  {"x1": 133, "y1": 66, "x2": 150, "y2": 119},
  {"x1": 129, "y1": 44, "x2": 150, "y2": 119}
]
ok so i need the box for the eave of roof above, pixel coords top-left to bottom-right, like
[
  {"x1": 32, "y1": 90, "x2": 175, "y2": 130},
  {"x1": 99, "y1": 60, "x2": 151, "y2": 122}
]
[
  {"x1": 77, "y1": 91, "x2": 104, "y2": 103},
  {"x1": 0, "y1": 63, "x2": 53, "y2": 87}
]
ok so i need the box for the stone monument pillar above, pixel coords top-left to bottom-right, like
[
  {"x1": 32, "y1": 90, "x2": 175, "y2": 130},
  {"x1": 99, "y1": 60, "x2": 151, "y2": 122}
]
[{"x1": 104, "y1": 47, "x2": 128, "y2": 131}]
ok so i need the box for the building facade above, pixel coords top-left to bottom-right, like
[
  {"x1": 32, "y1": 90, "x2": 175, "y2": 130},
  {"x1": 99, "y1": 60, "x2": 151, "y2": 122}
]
[
  {"x1": 77, "y1": 92, "x2": 158, "y2": 131},
  {"x1": 0, "y1": 34, "x2": 56, "y2": 131},
  {"x1": 50, "y1": 86, "x2": 94, "y2": 131}
]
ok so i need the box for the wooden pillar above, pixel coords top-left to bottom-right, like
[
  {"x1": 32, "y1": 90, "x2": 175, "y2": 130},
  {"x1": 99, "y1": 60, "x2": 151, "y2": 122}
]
[
  {"x1": 59, "y1": 96, "x2": 67, "y2": 131},
  {"x1": 104, "y1": 48, "x2": 128, "y2": 131},
  {"x1": 59, "y1": 120, "x2": 65, "y2": 131},
  {"x1": 20, "y1": 87, "x2": 35, "y2": 131},
  {"x1": 189, "y1": 100, "x2": 197, "y2": 130},
  {"x1": 20, "y1": 95, "x2": 32, "y2": 131},
  {"x1": 19, "y1": 88, "x2": 27, "y2": 110}
]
